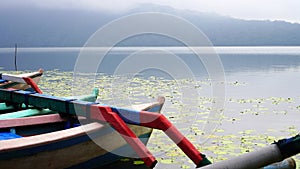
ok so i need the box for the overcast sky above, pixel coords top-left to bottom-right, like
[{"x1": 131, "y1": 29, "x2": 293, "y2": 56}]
[{"x1": 2, "y1": 0, "x2": 300, "y2": 23}]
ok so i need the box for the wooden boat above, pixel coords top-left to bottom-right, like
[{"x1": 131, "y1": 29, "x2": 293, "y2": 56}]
[
  {"x1": 0, "y1": 95, "x2": 165, "y2": 169},
  {"x1": 0, "y1": 69, "x2": 43, "y2": 90},
  {"x1": 0, "y1": 70, "x2": 216, "y2": 168},
  {"x1": 0, "y1": 92, "x2": 297, "y2": 169},
  {"x1": 0, "y1": 69, "x2": 44, "y2": 113},
  {"x1": 0, "y1": 83, "x2": 215, "y2": 168},
  {"x1": 1, "y1": 73, "x2": 296, "y2": 169}
]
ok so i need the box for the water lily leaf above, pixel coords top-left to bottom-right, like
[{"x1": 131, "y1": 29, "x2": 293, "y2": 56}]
[
  {"x1": 133, "y1": 160, "x2": 144, "y2": 165},
  {"x1": 120, "y1": 158, "x2": 130, "y2": 162},
  {"x1": 160, "y1": 159, "x2": 174, "y2": 164}
]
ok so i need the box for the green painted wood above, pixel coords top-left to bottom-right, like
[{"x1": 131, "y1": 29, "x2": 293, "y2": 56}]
[
  {"x1": 0, "y1": 109, "x2": 55, "y2": 120},
  {"x1": 0, "y1": 103, "x2": 32, "y2": 114},
  {"x1": 0, "y1": 103, "x2": 14, "y2": 111},
  {"x1": 0, "y1": 89, "x2": 98, "y2": 115},
  {"x1": 0, "y1": 89, "x2": 15, "y2": 101},
  {"x1": 65, "y1": 88, "x2": 99, "y2": 102}
]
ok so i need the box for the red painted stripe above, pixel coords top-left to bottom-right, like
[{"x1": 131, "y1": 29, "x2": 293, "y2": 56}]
[
  {"x1": 90, "y1": 106, "x2": 157, "y2": 168},
  {"x1": 22, "y1": 77, "x2": 42, "y2": 94},
  {"x1": 78, "y1": 103, "x2": 205, "y2": 167},
  {"x1": 164, "y1": 125, "x2": 185, "y2": 144},
  {"x1": 138, "y1": 110, "x2": 204, "y2": 166},
  {"x1": 89, "y1": 105, "x2": 105, "y2": 121},
  {"x1": 177, "y1": 138, "x2": 203, "y2": 165},
  {"x1": 139, "y1": 110, "x2": 172, "y2": 130}
]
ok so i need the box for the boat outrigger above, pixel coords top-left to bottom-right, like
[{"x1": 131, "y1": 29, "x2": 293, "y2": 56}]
[
  {"x1": 0, "y1": 71, "x2": 211, "y2": 168},
  {"x1": 0, "y1": 70, "x2": 299, "y2": 169}
]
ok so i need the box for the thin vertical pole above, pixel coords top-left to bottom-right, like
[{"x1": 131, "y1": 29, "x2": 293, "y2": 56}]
[{"x1": 14, "y1": 43, "x2": 18, "y2": 71}]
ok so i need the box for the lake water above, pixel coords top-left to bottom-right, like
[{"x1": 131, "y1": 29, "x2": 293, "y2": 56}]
[
  {"x1": 1, "y1": 47, "x2": 300, "y2": 168},
  {"x1": 2, "y1": 46, "x2": 300, "y2": 98}
]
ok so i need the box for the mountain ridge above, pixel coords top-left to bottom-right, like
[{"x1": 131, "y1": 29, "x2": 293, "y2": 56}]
[{"x1": 1, "y1": 3, "x2": 300, "y2": 47}]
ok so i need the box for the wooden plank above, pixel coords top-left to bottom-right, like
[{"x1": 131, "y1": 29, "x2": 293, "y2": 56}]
[
  {"x1": 0, "y1": 96, "x2": 162, "y2": 128},
  {"x1": 0, "y1": 122, "x2": 104, "y2": 151},
  {"x1": 0, "y1": 114, "x2": 67, "y2": 128},
  {"x1": 0, "y1": 89, "x2": 163, "y2": 118},
  {"x1": 0, "y1": 103, "x2": 14, "y2": 111},
  {"x1": 0, "y1": 109, "x2": 55, "y2": 120},
  {"x1": 0, "y1": 89, "x2": 98, "y2": 115}
]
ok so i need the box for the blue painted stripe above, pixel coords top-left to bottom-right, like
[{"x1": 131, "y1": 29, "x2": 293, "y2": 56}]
[
  {"x1": 0, "y1": 79, "x2": 7, "y2": 83},
  {"x1": 14, "y1": 90, "x2": 35, "y2": 107},
  {"x1": 64, "y1": 99, "x2": 76, "y2": 114},
  {"x1": 110, "y1": 104, "x2": 161, "y2": 125},
  {"x1": 147, "y1": 105, "x2": 161, "y2": 113},
  {"x1": 111, "y1": 107, "x2": 141, "y2": 125},
  {"x1": 0, "y1": 132, "x2": 22, "y2": 140}
]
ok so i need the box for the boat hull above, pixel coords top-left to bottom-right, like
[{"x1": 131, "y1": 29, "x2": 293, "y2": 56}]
[
  {"x1": 0, "y1": 69, "x2": 43, "y2": 90},
  {"x1": 0, "y1": 123, "x2": 152, "y2": 169},
  {"x1": 0, "y1": 97, "x2": 164, "y2": 169}
]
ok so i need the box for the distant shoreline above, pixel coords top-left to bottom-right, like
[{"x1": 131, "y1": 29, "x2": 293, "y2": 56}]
[{"x1": 1, "y1": 46, "x2": 300, "y2": 55}]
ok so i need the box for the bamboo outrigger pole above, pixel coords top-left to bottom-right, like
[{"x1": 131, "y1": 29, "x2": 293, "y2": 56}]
[{"x1": 200, "y1": 134, "x2": 299, "y2": 169}]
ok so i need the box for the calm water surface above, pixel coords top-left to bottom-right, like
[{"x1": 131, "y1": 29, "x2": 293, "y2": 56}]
[
  {"x1": 1, "y1": 47, "x2": 300, "y2": 168},
  {"x1": 2, "y1": 47, "x2": 300, "y2": 98}
]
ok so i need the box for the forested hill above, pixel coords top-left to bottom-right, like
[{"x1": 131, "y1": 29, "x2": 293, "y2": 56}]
[{"x1": 1, "y1": 4, "x2": 300, "y2": 47}]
